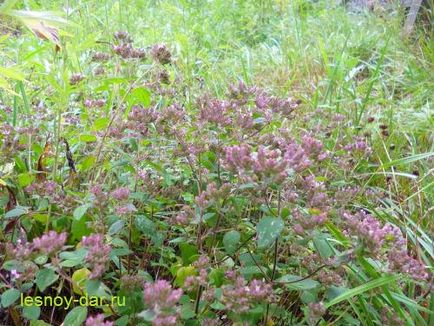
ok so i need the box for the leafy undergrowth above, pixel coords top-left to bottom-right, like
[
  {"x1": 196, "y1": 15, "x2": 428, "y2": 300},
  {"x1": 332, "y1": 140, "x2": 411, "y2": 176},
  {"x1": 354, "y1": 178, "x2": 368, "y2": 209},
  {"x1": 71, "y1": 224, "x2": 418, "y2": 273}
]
[{"x1": 0, "y1": 1, "x2": 433, "y2": 326}]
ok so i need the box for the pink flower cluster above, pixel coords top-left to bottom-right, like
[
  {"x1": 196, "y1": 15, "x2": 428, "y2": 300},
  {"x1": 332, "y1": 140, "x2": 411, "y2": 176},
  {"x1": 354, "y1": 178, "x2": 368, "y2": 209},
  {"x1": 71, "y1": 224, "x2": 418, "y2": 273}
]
[
  {"x1": 91, "y1": 52, "x2": 110, "y2": 62},
  {"x1": 69, "y1": 73, "x2": 84, "y2": 85},
  {"x1": 184, "y1": 255, "x2": 209, "y2": 290},
  {"x1": 113, "y1": 43, "x2": 145, "y2": 59},
  {"x1": 292, "y1": 209, "x2": 327, "y2": 235},
  {"x1": 112, "y1": 31, "x2": 145, "y2": 59},
  {"x1": 126, "y1": 105, "x2": 159, "y2": 137},
  {"x1": 142, "y1": 280, "x2": 183, "y2": 326},
  {"x1": 151, "y1": 44, "x2": 172, "y2": 65},
  {"x1": 302, "y1": 175, "x2": 330, "y2": 209},
  {"x1": 342, "y1": 211, "x2": 394, "y2": 253},
  {"x1": 84, "y1": 98, "x2": 106, "y2": 108},
  {"x1": 198, "y1": 97, "x2": 232, "y2": 126},
  {"x1": 81, "y1": 234, "x2": 111, "y2": 279},
  {"x1": 90, "y1": 184, "x2": 108, "y2": 207},
  {"x1": 25, "y1": 181, "x2": 58, "y2": 197},
  {"x1": 255, "y1": 90, "x2": 299, "y2": 115},
  {"x1": 110, "y1": 186, "x2": 136, "y2": 215},
  {"x1": 7, "y1": 230, "x2": 67, "y2": 260},
  {"x1": 195, "y1": 183, "x2": 231, "y2": 210},
  {"x1": 224, "y1": 144, "x2": 288, "y2": 184},
  {"x1": 6, "y1": 239, "x2": 33, "y2": 260},
  {"x1": 111, "y1": 187, "x2": 130, "y2": 201},
  {"x1": 85, "y1": 314, "x2": 113, "y2": 326},
  {"x1": 343, "y1": 136, "x2": 372, "y2": 155},
  {"x1": 221, "y1": 275, "x2": 272, "y2": 313},
  {"x1": 386, "y1": 227, "x2": 429, "y2": 280},
  {"x1": 32, "y1": 231, "x2": 67, "y2": 256},
  {"x1": 171, "y1": 206, "x2": 194, "y2": 226},
  {"x1": 343, "y1": 211, "x2": 429, "y2": 280}
]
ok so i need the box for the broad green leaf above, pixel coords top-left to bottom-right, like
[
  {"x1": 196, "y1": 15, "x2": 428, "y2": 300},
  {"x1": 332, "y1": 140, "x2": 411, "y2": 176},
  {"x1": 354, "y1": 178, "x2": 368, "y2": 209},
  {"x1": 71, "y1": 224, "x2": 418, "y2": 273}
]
[
  {"x1": 80, "y1": 155, "x2": 96, "y2": 171},
  {"x1": 23, "y1": 305, "x2": 41, "y2": 320},
  {"x1": 313, "y1": 235, "x2": 334, "y2": 259},
  {"x1": 180, "y1": 243, "x2": 198, "y2": 265},
  {"x1": 93, "y1": 117, "x2": 109, "y2": 131},
  {"x1": 174, "y1": 266, "x2": 196, "y2": 287},
  {"x1": 1, "y1": 288, "x2": 20, "y2": 308},
  {"x1": 223, "y1": 230, "x2": 240, "y2": 254},
  {"x1": 86, "y1": 279, "x2": 110, "y2": 298},
  {"x1": 59, "y1": 249, "x2": 87, "y2": 268},
  {"x1": 135, "y1": 215, "x2": 155, "y2": 235},
  {"x1": 63, "y1": 306, "x2": 87, "y2": 326},
  {"x1": 35, "y1": 268, "x2": 58, "y2": 292},
  {"x1": 108, "y1": 220, "x2": 125, "y2": 235},
  {"x1": 80, "y1": 134, "x2": 97, "y2": 143},
  {"x1": 73, "y1": 203, "x2": 91, "y2": 220},
  {"x1": 5, "y1": 206, "x2": 28, "y2": 218},
  {"x1": 256, "y1": 217, "x2": 284, "y2": 248},
  {"x1": 72, "y1": 268, "x2": 91, "y2": 295},
  {"x1": 71, "y1": 216, "x2": 91, "y2": 241},
  {"x1": 138, "y1": 309, "x2": 156, "y2": 322},
  {"x1": 209, "y1": 268, "x2": 225, "y2": 287},
  {"x1": 30, "y1": 321, "x2": 51, "y2": 326}
]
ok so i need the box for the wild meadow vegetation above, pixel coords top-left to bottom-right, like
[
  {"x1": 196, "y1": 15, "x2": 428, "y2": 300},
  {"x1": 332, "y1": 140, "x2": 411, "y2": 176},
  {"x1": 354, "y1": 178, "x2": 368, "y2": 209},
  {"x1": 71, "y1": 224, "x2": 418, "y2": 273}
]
[{"x1": 0, "y1": 0, "x2": 433, "y2": 325}]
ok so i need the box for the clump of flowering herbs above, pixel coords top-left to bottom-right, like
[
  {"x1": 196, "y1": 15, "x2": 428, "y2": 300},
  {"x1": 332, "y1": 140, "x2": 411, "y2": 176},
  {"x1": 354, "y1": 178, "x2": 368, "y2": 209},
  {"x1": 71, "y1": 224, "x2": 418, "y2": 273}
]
[
  {"x1": 141, "y1": 280, "x2": 183, "y2": 326},
  {"x1": 112, "y1": 31, "x2": 145, "y2": 59},
  {"x1": 220, "y1": 272, "x2": 272, "y2": 314},
  {"x1": 342, "y1": 211, "x2": 429, "y2": 280},
  {"x1": 32, "y1": 231, "x2": 67, "y2": 257},
  {"x1": 81, "y1": 234, "x2": 112, "y2": 279},
  {"x1": 151, "y1": 44, "x2": 172, "y2": 65},
  {"x1": 69, "y1": 73, "x2": 84, "y2": 85}
]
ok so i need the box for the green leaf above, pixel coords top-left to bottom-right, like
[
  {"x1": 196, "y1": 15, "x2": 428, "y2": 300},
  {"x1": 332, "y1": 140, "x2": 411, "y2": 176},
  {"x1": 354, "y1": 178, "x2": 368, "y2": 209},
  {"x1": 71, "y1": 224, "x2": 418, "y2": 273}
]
[
  {"x1": 379, "y1": 152, "x2": 434, "y2": 169},
  {"x1": 71, "y1": 216, "x2": 91, "y2": 241},
  {"x1": 1, "y1": 288, "x2": 20, "y2": 307},
  {"x1": 276, "y1": 275, "x2": 320, "y2": 290},
  {"x1": 17, "y1": 173, "x2": 35, "y2": 187},
  {"x1": 93, "y1": 117, "x2": 109, "y2": 131},
  {"x1": 30, "y1": 321, "x2": 51, "y2": 326},
  {"x1": 313, "y1": 235, "x2": 334, "y2": 259},
  {"x1": 223, "y1": 230, "x2": 240, "y2": 254},
  {"x1": 59, "y1": 249, "x2": 87, "y2": 268},
  {"x1": 108, "y1": 220, "x2": 125, "y2": 235},
  {"x1": 209, "y1": 268, "x2": 225, "y2": 287},
  {"x1": 325, "y1": 275, "x2": 399, "y2": 308},
  {"x1": 256, "y1": 217, "x2": 284, "y2": 248},
  {"x1": 124, "y1": 87, "x2": 152, "y2": 118},
  {"x1": 63, "y1": 306, "x2": 87, "y2": 326},
  {"x1": 138, "y1": 309, "x2": 156, "y2": 322},
  {"x1": 80, "y1": 155, "x2": 96, "y2": 171},
  {"x1": 180, "y1": 243, "x2": 198, "y2": 265},
  {"x1": 23, "y1": 305, "x2": 41, "y2": 320},
  {"x1": 73, "y1": 203, "x2": 91, "y2": 220},
  {"x1": 79, "y1": 134, "x2": 97, "y2": 143},
  {"x1": 130, "y1": 87, "x2": 151, "y2": 105},
  {"x1": 72, "y1": 268, "x2": 91, "y2": 295},
  {"x1": 35, "y1": 268, "x2": 58, "y2": 292},
  {"x1": 86, "y1": 279, "x2": 110, "y2": 298},
  {"x1": 174, "y1": 266, "x2": 196, "y2": 287},
  {"x1": 135, "y1": 215, "x2": 155, "y2": 235},
  {"x1": 5, "y1": 206, "x2": 28, "y2": 218}
]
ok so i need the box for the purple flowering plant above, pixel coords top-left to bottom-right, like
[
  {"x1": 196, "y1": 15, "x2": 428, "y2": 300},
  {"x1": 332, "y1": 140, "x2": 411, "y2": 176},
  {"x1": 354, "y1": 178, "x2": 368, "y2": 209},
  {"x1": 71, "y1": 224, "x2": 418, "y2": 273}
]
[{"x1": 0, "y1": 2, "x2": 433, "y2": 326}]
